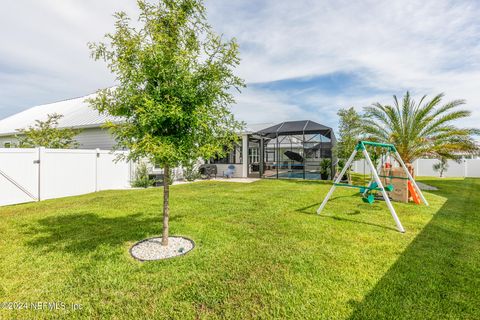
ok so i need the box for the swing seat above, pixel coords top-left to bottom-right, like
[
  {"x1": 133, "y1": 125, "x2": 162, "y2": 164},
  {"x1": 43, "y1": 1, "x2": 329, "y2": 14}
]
[
  {"x1": 360, "y1": 183, "x2": 393, "y2": 193},
  {"x1": 385, "y1": 184, "x2": 394, "y2": 192},
  {"x1": 362, "y1": 194, "x2": 375, "y2": 204},
  {"x1": 360, "y1": 182, "x2": 377, "y2": 194}
]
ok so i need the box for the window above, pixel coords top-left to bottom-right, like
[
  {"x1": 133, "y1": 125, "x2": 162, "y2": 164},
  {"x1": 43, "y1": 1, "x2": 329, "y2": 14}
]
[
  {"x1": 266, "y1": 150, "x2": 275, "y2": 162},
  {"x1": 249, "y1": 148, "x2": 259, "y2": 164}
]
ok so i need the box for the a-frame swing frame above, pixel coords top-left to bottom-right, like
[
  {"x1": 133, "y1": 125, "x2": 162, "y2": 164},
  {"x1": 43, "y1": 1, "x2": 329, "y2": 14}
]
[{"x1": 317, "y1": 141, "x2": 429, "y2": 233}]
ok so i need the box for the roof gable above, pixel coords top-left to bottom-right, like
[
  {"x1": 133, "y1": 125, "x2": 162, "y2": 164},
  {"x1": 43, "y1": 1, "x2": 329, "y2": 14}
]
[{"x1": 0, "y1": 94, "x2": 121, "y2": 136}]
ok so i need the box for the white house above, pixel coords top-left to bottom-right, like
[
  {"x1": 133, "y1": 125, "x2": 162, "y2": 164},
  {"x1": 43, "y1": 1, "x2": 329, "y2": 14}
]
[
  {"x1": 0, "y1": 94, "x2": 336, "y2": 179},
  {"x1": 0, "y1": 94, "x2": 119, "y2": 150}
]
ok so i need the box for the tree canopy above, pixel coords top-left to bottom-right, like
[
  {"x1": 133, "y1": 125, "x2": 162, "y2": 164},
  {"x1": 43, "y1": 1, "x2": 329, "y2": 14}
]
[
  {"x1": 334, "y1": 107, "x2": 363, "y2": 160},
  {"x1": 16, "y1": 113, "x2": 80, "y2": 149},
  {"x1": 88, "y1": 0, "x2": 245, "y2": 168}
]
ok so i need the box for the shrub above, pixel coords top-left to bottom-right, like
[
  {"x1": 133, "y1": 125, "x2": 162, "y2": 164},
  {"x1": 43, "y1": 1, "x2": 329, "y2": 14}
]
[
  {"x1": 131, "y1": 162, "x2": 154, "y2": 188},
  {"x1": 183, "y1": 162, "x2": 200, "y2": 181},
  {"x1": 320, "y1": 159, "x2": 332, "y2": 174},
  {"x1": 320, "y1": 159, "x2": 332, "y2": 180}
]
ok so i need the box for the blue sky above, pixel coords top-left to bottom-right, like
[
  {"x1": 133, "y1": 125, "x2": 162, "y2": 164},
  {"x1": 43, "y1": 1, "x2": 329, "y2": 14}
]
[{"x1": 0, "y1": 0, "x2": 479, "y2": 131}]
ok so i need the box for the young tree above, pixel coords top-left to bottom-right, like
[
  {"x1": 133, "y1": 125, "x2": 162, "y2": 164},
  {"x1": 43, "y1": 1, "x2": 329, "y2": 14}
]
[
  {"x1": 16, "y1": 113, "x2": 80, "y2": 148},
  {"x1": 334, "y1": 107, "x2": 363, "y2": 181},
  {"x1": 335, "y1": 107, "x2": 363, "y2": 159},
  {"x1": 88, "y1": 0, "x2": 244, "y2": 246},
  {"x1": 433, "y1": 157, "x2": 449, "y2": 178}
]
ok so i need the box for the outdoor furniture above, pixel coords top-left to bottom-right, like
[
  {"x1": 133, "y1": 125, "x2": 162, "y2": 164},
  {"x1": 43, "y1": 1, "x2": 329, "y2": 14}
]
[
  {"x1": 284, "y1": 150, "x2": 304, "y2": 163},
  {"x1": 224, "y1": 165, "x2": 235, "y2": 178},
  {"x1": 149, "y1": 174, "x2": 165, "y2": 187},
  {"x1": 199, "y1": 164, "x2": 217, "y2": 179}
]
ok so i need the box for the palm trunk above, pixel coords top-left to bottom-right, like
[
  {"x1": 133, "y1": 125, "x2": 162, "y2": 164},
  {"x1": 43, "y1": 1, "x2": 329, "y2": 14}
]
[
  {"x1": 406, "y1": 163, "x2": 415, "y2": 178},
  {"x1": 161, "y1": 164, "x2": 170, "y2": 246}
]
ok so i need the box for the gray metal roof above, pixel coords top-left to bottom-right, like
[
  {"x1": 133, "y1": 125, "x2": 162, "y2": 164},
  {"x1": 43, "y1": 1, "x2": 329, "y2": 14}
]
[{"x1": 0, "y1": 93, "x2": 121, "y2": 136}]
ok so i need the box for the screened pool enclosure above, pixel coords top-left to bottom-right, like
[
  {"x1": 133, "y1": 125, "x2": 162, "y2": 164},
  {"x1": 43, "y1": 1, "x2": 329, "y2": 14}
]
[{"x1": 249, "y1": 120, "x2": 336, "y2": 180}]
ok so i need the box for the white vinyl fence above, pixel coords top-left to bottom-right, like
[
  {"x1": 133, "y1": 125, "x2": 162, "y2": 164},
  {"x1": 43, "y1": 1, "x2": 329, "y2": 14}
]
[
  {"x1": 0, "y1": 147, "x2": 132, "y2": 207},
  {"x1": 352, "y1": 158, "x2": 480, "y2": 178}
]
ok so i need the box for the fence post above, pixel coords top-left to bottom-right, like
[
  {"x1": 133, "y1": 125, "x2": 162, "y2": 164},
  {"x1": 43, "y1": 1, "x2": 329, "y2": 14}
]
[
  {"x1": 37, "y1": 147, "x2": 45, "y2": 201},
  {"x1": 95, "y1": 148, "x2": 100, "y2": 192}
]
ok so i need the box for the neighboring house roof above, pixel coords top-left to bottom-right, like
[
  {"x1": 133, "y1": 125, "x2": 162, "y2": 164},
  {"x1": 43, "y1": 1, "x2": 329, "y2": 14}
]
[{"x1": 0, "y1": 93, "x2": 121, "y2": 137}]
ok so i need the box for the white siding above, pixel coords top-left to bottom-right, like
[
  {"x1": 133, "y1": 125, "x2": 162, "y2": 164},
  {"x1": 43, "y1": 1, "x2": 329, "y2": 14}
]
[
  {"x1": 0, "y1": 137, "x2": 16, "y2": 148},
  {"x1": 75, "y1": 128, "x2": 117, "y2": 150}
]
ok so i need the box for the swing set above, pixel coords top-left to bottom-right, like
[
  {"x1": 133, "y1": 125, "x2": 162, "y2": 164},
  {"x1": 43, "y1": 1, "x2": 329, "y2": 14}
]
[{"x1": 317, "y1": 141, "x2": 428, "y2": 233}]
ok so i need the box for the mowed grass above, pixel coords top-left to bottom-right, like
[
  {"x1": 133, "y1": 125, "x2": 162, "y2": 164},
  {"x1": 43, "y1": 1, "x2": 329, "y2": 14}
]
[{"x1": 0, "y1": 178, "x2": 479, "y2": 319}]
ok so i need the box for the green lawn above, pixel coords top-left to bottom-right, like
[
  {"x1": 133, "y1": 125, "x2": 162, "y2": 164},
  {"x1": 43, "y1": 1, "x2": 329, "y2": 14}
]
[{"x1": 0, "y1": 178, "x2": 479, "y2": 319}]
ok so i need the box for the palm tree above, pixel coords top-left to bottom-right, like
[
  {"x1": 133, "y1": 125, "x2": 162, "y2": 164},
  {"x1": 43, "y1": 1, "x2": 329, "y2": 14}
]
[{"x1": 363, "y1": 92, "x2": 479, "y2": 165}]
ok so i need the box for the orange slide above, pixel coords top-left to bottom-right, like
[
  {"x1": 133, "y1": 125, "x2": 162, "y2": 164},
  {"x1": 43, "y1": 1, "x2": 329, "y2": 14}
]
[{"x1": 408, "y1": 181, "x2": 421, "y2": 204}]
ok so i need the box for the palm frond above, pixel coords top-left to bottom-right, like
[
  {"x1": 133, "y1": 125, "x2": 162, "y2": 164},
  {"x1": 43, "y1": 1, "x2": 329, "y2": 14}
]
[
  {"x1": 420, "y1": 110, "x2": 472, "y2": 137},
  {"x1": 362, "y1": 92, "x2": 478, "y2": 162}
]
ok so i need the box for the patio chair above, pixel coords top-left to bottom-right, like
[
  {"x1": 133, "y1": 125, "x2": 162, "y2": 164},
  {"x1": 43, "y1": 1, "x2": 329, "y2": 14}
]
[
  {"x1": 199, "y1": 164, "x2": 217, "y2": 179},
  {"x1": 224, "y1": 165, "x2": 235, "y2": 178}
]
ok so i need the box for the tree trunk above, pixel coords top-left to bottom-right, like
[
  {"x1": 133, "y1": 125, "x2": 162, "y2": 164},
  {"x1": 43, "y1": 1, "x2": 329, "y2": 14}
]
[
  {"x1": 406, "y1": 163, "x2": 415, "y2": 178},
  {"x1": 161, "y1": 164, "x2": 170, "y2": 246}
]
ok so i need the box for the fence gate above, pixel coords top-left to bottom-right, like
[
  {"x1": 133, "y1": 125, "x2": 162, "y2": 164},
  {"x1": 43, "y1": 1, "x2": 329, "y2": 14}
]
[
  {"x1": 1, "y1": 147, "x2": 132, "y2": 207},
  {"x1": 0, "y1": 148, "x2": 39, "y2": 207}
]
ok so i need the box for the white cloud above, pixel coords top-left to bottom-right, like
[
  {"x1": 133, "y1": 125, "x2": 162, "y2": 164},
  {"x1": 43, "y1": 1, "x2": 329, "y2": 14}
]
[
  {"x1": 208, "y1": 0, "x2": 480, "y2": 83},
  {"x1": 0, "y1": 0, "x2": 138, "y2": 117},
  {"x1": 207, "y1": 0, "x2": 480, "y2": 128},
  {"x1": 0, "y1": 0, "x2": 479, "y2": 131},
  {"x1": 232, "y1": 87, "x2": 316, "y2": 124}
]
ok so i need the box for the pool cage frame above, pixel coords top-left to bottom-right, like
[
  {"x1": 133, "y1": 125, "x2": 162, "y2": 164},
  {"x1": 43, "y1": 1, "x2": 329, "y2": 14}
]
[{"x1": 250, "y1": 120, "x2": 336, "y2": 180}]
